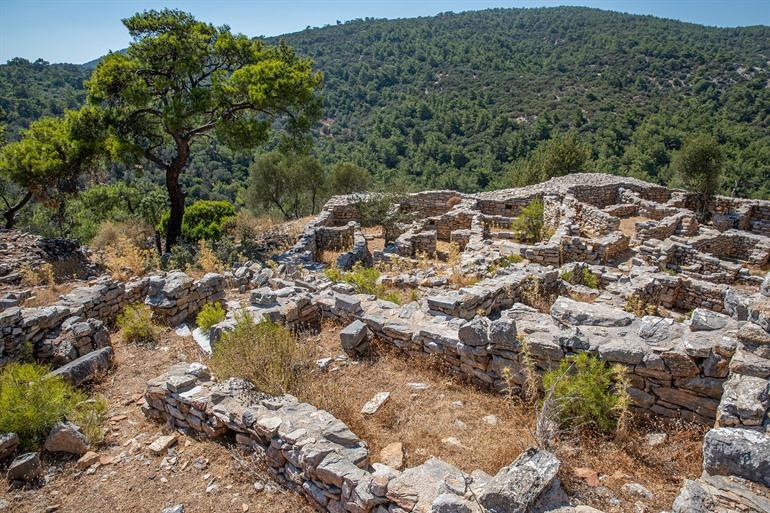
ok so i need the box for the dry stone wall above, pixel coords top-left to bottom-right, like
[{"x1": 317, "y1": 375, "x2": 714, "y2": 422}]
[{"x1": 143, "y1": 362, "x2": 565, "y2": 513}]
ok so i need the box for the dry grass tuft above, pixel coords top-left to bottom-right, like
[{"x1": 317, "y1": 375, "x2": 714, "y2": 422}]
[{"x1": 103, "y1": 235, "x2": 158, "y2": 280}]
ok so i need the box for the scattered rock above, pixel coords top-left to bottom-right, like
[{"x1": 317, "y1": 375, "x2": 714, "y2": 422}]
[
  {"x1": 361, "y1": 392, "x2": 390, "y2": 415},
  {"x1": 481, "y1": 415, "x2": 499, "y2": 425},
  {"x1": 340, "y1": 319, "x2": 371, "y2": 356},
  {"x1": 0, "y1": 433, "x2": 19, "y2": 461},
  {"x1": 76, "y1": 451, "x2": 99, "y2": 470},
  {"x1": 644, "y1": 433, "x2": 667, "y2": 447},
  {"x1": 48, "y1": 346, "x2": 114, "y2": 387},
  {"x1": 573, "y1": 467, "x2": 599, "y2": 487},
  {"x1": 6, "y1": 452, "x2": 42, "y2": 483},
  {"x1": 161, "y1": 505, "x2": 184, "y2": 513},
  {"x1": 621, "y1": 482, "x2": 654, "y2": 499},
  {"x1": 149, "y1": 434, "x2": 177, "y2": 455},
  {"x1": 380, "y1": 442, "x2": 405, "y2": 470},
  {"x1": 44, "y1": 421, "x2": 89, "y2": 455}
]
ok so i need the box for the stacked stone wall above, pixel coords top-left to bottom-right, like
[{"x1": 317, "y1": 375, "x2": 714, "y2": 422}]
[{"x1": 144, "y1": 362, "x2": 561, "y2": 513}]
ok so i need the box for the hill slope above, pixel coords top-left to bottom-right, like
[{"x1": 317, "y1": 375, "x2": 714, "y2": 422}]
[
  {"x1": 276, "y1": 7, "x2": 770, "y2": 196},
  {"x1": 1, "y1": 7, "x2": 769, "y2": 198}
]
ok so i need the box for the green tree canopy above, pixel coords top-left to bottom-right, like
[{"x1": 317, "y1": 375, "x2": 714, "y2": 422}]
[
  {"x1": 329, "y1": 162, "x2": 371, "y2": 195},
  {"x1": 86, "y1": 9, "x2": 322, "y2": 248},
  {"x1": 511, "y1": 133, "x2": 591, "y2": 186},
  {"x1": 672, "y1": 134, "x2": 723, "y2": 210},
  {"x1": 0, "y1": 107, "x2": 105, "y2": 228},
  {"x1": 246, "y1": 151, "x2": 327, "y2": 219}
]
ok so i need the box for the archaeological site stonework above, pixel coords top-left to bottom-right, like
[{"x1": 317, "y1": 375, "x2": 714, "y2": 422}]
[{"x1": 2, "y1": 173, "x2": 770, "y2": 512}]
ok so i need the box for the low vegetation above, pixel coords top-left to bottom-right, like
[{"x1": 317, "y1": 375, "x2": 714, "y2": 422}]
[
  {"x1": 511, "y1": 199, "x2": 548, "y2": 243},
  {"x1": 116, "y1": 303, "x2": 160, "y2": 345},
  {"x1": 103, "y1": 236, "x2": 157, "y2": 280},
  {"x1": 209, "y1": 316, "x2": 311, "y2": 397},
  {"x1": 487, "y1": 253, "x2": 524, "y2": 274},
  {"x1": 561, "y1": 267, "x2": 600, "y2": 289},
  {"x1": 0, "y1": 362, "x2": 108, "y2": 449},
  {"x1": 324, "y1": 262, "x2": 404, "y2": 304},
  {"x1": 542, "y1": 353, "x2": 631, "y2": 435},
  {"x1": 624, "y1": 295, "x2": 659, "y2": 316},
  {"x1": 196, "y1": 302, "x2": 226, "y2": 331}
]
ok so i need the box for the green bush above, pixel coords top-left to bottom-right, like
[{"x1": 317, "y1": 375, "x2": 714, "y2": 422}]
[
  {"x1": 542, "y1": 352, "x2": 630, "y2": 434},
  {"x1": 324, "y1": 262, "x2": 402, "y2": 303},
  {"x1": 561, "y1": 267, "x2": 600, "y2": 289},
  {"x1": 210, "y1": 316, "x2": 310, "y2": 396},
  {"x1": 0, "y1": 363, "x2": 108, "y2": 449},
  {"x1": 158, "y1": 200, "x2": 236, "y2": 242},
  {"x1": 196, "y1": 302, "x2": 226, "y2": 331},
  {"x1": 166, "y1": 242, "x2": 196, "y2": 270},
  {"x1": 511, "y1": 199, "x2": 546, "y2": 243},
  {"x1": 117, "y1": 303, "x2": 160, "y2": 344}
]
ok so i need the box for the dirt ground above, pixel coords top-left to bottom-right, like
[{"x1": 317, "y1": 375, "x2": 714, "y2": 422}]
[
  {"x1": 303, "y1": 324, "x2": 706, "y2": 513},
  {"x1": 619, "y1": 216, "x2": 653, "y2": 239},
  {"x1": 2, "y1": 319, "x2": 704, "y2": 513},
  {"x1": 0, "y1": 331, "x2": 313, "y2": 513}
]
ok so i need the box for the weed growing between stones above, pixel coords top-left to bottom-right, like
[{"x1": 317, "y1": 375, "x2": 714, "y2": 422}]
[
  {"x1": 542, "y1": 353, "x2": 631, "y2": 435},
  {"x1": 0, "y1": 363, "x2": 107, "y2": 449},
  {"x1": 324, "y1": 262, "x2": 408, "y2": 304},
  {"x1": 196, "y1": 302, "x2": 226, "y2": 331},
  {"x1": 209, "y1": 316, "x2": 311, "y2": 397},
  {"x1": 624, "y1": 294, "x2": 659, "y2": 316},
  {"x1": 520, "y1": 276, "x2": 557, "y2": 313},
  {"x1": 561, "y1": 267, "x2": 600, "y2": 289},
  {"x1": 117, "y1": 303, "x2": 161, "y2": 345}
]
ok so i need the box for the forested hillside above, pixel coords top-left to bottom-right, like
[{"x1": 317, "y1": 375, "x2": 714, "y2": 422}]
[{"x1": 1, "y1": 6, "x2": 769, "y2": 199}]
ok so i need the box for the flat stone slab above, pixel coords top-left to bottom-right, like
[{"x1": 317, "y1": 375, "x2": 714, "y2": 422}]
[
  {"x1": 551, "y1": 296, "x2": 634, "y2": 327},
  {"x1": 361, "y1": 392, "x2": 390, "y2": 415},
  {"x1": 48, "y1": 346, "x2": 114, "y2": 387}
]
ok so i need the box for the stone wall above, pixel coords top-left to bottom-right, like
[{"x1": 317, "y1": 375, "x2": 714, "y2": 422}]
[
  {"x1": 144, "y1": 362, "x2": 563, "y2": 513},
  {"x1": 0, "y1": 276, "x2": 148, "y2": 365},
  {"x1": 145, "y1": 272, "x2": 226, "y2": 326},
  {"x1": 1, "y1": 271, "x2": 226, "y2": 365}
]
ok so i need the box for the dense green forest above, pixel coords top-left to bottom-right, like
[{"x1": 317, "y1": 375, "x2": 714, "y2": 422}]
[{"x1": 1, "y1": 6, "x2": 769, "y2": 213}]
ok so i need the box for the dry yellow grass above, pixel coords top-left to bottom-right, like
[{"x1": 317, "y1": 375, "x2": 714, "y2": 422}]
[
  {"x1": 102, "y1": 236, "x2": 157, "y2": 280},
  {"x1": 301, "y1": 324, "x2": 705, "y2": 512}
]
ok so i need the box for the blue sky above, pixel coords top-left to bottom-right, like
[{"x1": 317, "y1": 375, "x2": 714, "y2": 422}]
[{"x1": 1, "y1": 0, "x2": 768, "y2": 64}]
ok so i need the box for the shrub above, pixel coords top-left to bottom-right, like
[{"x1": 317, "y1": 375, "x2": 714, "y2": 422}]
[
  {"x1": 91, "y1": 219, "x2": 154, "y2": 250},
  {"x1": 117, "y1": 303, "x2": 160, "y2": 344},
  {"x1": 542, "y1": 353, "x2": 631, "y2": 434},
  {"x1": 561, "y1": 267, "x2": 600, "y2": 289},
  {"x1": 195, "y1": 239, "x2": 225, "y2": 273},
  {"x1": 624, "y1": 295, "x2": 658, "y2": 316},
  {"x1": 197, "y1": 302, "x2": 226, "y2": 331},
  {"x1": 166, "y1": 242, "x2": 196, "y2": 271},
  {"x1": 0, "y1": 363, "x2": 108, "y2": 449},
  {"x1": 323, "y1": 263, "x2": 406, "y2": 303},
  {"x1": 511, "y1": 199, "x2": 546, "y2": 243},
  {"x1": 158, "y1": 200, "x2": 236, "y2": 242},
  {"x1": 210, "y1": 316, "x2": 310, "y2": 396},
  {"x1": 103, "y1": 235, "x2": 157, "y2": 280},
  {"x1": 20, "y1": 263, "x2": 56, "y2": 287}
]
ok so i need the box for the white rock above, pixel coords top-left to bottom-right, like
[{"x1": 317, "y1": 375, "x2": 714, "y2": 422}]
[{"x1": 361, "y1": 392, "x2": 391, "y2": 415}]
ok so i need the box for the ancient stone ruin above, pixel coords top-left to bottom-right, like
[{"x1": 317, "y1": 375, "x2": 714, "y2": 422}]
[{"x1": 2, "y1": 173, "x2": 769, "y2": 512}]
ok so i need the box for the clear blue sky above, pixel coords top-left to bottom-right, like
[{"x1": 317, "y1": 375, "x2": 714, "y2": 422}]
[{"x1": 1, "y1": 0, "x2": 768, "y2": 64}]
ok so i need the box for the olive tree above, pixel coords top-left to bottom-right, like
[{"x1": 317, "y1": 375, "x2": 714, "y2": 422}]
[{"x1": 87, "y1": 9, "x2": 322, "y2": 248}]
